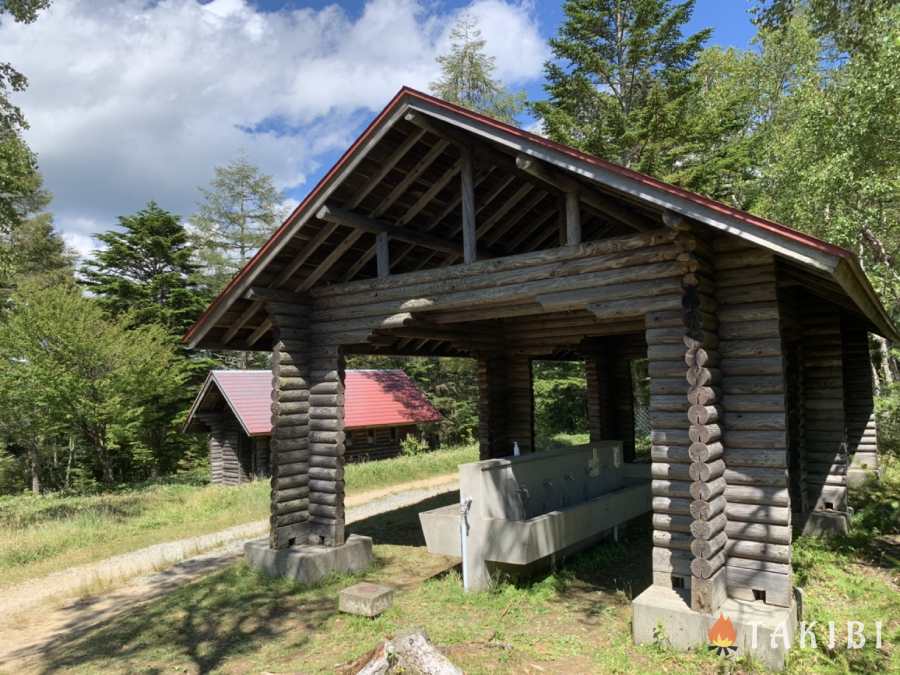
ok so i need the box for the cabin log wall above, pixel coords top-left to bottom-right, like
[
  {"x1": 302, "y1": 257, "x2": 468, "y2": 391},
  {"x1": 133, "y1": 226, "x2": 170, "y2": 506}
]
[
  {"x1": 477, "y1": 355, "x2": 533, "y2": 459},
  {"x1": 208, "y1": 416, "x2": 247, "y2": 486},
  {"x1": 347, "y1": 425, "x2": 419, "y2": 461}
]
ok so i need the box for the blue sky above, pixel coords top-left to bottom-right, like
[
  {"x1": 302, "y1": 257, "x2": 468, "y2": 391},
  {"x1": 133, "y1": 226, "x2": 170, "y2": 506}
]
[
  {"x1": 272, "y1": 0, "x2": 759, "y2": 204},
  {"x1": 2, "y1": 0, "x2": 758, "y2": 256}
]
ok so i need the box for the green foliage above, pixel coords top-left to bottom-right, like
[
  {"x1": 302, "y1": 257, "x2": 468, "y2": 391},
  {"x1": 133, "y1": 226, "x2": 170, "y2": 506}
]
[
  {"x1": 754, "y1": 7, "x2": 900, "y2": 319},
  {"x1": 0, "y1": 211, "x2": 73, "y2": 302},
  {"x1": 532, "y1": 360, "x2": 587, "y2": 441},
  {"x1": 80, "y1": 202, "x2": 210, "y2": 336},
  {"x1": 533, "y1": 0, "x2": 711, "y2": 174},
  {"x1": 431, "y1": 14, "x2": 525, "y2": 124},
  {"x1": 0, "y1": 131, "x2": 49, "y2": 247},
  {"x1": 399, "y1": 433, "x2": 429, "y2": 457},
  {"x1": 0, "y1": 281, "x2": 195, "y2": 488},
  {"x1": 191, "y1": 156, "x2": 283, "y2": 293}
]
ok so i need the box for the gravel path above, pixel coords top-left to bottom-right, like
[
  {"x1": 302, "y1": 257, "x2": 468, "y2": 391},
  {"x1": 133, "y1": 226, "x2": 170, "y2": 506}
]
[{"x1": 0, "y1": 474, "x2": 458, "y2": 618}]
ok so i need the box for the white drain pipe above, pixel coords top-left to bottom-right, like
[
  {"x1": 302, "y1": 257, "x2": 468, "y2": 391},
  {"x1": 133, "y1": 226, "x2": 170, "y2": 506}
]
[{"x1": 459, "y1": 496, "x2": 473, "y2": 590}]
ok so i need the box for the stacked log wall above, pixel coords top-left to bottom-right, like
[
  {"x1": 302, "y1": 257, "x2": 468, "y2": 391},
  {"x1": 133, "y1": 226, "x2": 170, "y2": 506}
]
[
  {"x1": 714, "y1": 238, "x2": 792, "y2": 608},
  {"x1": 842, "y1": 321, "x2": 879, "y2": 487},
  {"x1": 800, "y1": 305, "x2": 848, "y2": 513},
  {"x1": 208, "y1": 416, "x2": 246, "y2": 486},
  {"x1": 307, "y1": 343, "x2": 346, "y2": 546},
  {"x1": 269, "y1": 303, "x2": 312, "y2": 549}
]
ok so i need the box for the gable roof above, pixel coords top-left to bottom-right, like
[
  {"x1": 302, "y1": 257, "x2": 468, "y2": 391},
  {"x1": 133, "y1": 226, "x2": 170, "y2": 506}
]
[
  {"x1": 184, "y1": 368, "x2": 442, "y2": 436},
  {"x1": 184, "y1": 87, "x2": 897, "y2": 347}
]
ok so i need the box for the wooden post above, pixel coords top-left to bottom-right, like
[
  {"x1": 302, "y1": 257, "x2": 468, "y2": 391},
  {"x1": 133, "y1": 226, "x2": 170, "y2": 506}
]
[
  {"x1": 268, "y1": 301, "x2": 312, "y2": 549},
  {"x1": 376, "y1": 232, "x2": 390, "y2": 278},
  {"x1": 461, "y1": 146, "x2": 476, "y2": 264},
  {"x1": 565, "y1": 190, "x2": 581, "y2": 246}
]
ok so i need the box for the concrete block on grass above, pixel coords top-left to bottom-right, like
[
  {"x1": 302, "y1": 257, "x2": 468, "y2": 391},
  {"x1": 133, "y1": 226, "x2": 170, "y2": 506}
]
[
  {"x1": 339, "y1": 582, "x2": 394, "y2": 617},
  {"x1": 244, "y1": 534, "x2": 373, "y2": 585}
]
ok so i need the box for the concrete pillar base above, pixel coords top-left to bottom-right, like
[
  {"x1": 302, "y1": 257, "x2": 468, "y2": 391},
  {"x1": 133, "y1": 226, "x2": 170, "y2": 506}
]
[
  {"x1": 632, "y1": 585, "x2": 798, "y2": 671},
  {"x1": 796, "y1": 510, "x2": 851, "y2": 537},
  {"x1": 245, "y1": 534, "x2": 373, "y2": 585}
]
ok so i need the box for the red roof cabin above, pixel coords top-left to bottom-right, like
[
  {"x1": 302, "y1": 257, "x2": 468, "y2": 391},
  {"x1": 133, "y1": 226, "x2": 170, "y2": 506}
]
[{"x1": 185, "y1": 369, "x2": 442, "y2": 485}]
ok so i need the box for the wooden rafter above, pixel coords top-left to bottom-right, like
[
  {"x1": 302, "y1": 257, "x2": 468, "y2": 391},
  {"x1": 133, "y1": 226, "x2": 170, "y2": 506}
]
[{"x1": 516, "y1": 155, "x2": 652, "y2": 232}]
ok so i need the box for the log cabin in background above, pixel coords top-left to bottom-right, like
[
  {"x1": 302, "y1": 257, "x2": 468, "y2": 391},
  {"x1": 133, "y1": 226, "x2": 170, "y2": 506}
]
[
  {"x1": 184, "y1": 369, "x2": 442, "y2": 484},
  {"x1": 183, "y1": 87, "x2": 896, "y2": 666}
]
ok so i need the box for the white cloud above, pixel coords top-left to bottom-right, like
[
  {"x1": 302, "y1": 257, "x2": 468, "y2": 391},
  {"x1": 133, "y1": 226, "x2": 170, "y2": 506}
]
[{"x1": 1, "y1": 0, "x2": 547, "y2": 246}]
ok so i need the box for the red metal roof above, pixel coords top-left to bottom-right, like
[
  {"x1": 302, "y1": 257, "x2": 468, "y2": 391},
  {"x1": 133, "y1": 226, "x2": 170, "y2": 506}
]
[
  {"x1": 187, "y1": 368, "x2": 441, "y2": 436},
  {"x1": 183, "y1": 86, "x2": 897, "y2": 346},
  {"x1": 344, "y1": 370, "x2": 443, "y2": 429}
]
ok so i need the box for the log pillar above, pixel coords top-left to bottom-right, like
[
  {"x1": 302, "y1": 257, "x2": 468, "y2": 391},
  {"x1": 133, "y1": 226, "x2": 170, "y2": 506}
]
[
  {"x1": 477, "y1": 353, "x2": 533, "y2": 459},
  {"x1": 307, "y1": 342, "x2": 347, "y2": 546},
  {"x1": 584, "y1": 340, "x2": 635, "y2": 460},
  {"x1": 842, "y1": 320, "x2": 879, "y2": 488},
  {"x1": 585, "y1": 350, "x2": 612, "y2": 445},
  {"x1": 268, "y1": 302, "x2": 312, "y2": 549},
  {"x1": 800, "y1": 305, "x2": 847, "y2": 513},
  {"x1": 716, "y1": 237, "x2": 792, "y2": 607}
]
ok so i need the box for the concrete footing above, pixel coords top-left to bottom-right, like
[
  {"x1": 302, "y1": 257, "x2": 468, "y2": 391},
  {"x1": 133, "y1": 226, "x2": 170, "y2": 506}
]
[
  {"x1": 244, "y1": 534, "x2": 374, "y2": 585},
  {"x1": 796, "y1": 510, "x2": 851, "y2": 537},
  {"x1": 632, "y1": 585, "x2": 798, "y2": 670}
]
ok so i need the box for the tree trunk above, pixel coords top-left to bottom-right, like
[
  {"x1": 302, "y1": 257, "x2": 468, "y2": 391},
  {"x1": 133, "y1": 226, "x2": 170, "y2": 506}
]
[
  {"x1": 873, "y1": 335, "x2": 896, "y2": 390},
  {"x1": 29, "y1": 444, "x2": 41, "y2": 494}
]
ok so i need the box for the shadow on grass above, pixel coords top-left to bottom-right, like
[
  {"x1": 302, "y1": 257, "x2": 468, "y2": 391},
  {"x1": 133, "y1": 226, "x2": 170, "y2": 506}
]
[
  {"x1": 19, "y1": 492, "x2": 459, "y2": 674},
  {"x1": 348, "y1": 490, "x2": 459, "y2": 547}
]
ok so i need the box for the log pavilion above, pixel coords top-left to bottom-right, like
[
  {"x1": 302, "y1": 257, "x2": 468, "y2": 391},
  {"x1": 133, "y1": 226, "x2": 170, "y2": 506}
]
[
  {"x1": 184, "y1": 88, "x2": 896, "y2": 660},
  {"x1": 184, "y1": 369, "x2": 442, "y2": 484}
]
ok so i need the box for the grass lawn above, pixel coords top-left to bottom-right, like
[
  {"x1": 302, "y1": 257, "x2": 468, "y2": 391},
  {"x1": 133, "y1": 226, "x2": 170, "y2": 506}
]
[
  {"x1": 0, "y1": 444, "x2": 476, "y2": 588},
  {"x1": 22, "y1": 457, "x2": 899, "y2": 674}
]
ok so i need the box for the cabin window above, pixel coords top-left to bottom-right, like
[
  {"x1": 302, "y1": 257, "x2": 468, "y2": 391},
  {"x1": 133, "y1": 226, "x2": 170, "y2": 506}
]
[
  {"x1": 390, "y1": 427, "x2": 398, "y2": 441},
  {"x1": 366, "y1": 429, "x2": 375, "y2": 445}
]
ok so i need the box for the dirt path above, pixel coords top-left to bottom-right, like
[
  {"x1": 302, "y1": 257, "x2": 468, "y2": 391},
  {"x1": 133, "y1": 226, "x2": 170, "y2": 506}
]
[{"x1": 0, "y1": 474, "x2": 458, "y2": 668}]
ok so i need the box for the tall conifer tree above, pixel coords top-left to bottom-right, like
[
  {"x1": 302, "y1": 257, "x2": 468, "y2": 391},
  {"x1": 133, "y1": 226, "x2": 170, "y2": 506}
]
[{"x1": 532, "y1": 0, "x2": 710, "y2": 175}]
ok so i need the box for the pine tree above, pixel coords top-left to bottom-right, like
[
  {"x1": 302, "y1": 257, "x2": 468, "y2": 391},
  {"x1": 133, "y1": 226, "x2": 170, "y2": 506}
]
[
  {"x1": 191, "y1": 156, "x2": 283, "y2": 293},
  {"x1": 532, "y1": 0, "x2": 711, "y2": 175},
  {"x1": 431, "y1": 14, "x2": 525, "y2": 124},
  {"x1": 80, "y1": 202, "x2": 209, "y2": 336}
]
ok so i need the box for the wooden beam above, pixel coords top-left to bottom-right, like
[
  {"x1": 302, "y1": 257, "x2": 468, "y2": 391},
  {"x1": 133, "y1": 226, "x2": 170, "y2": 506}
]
[
  {"x1": 243, "y1": 286, "x2": 310, "y2": 304},
  {"x1": 246, "y1": 318, "x2": 273, "y2": 347},
  {"x1": 461, "y1": 146, "x2": 477, "y2": 264},
  {"x1": 376, "y1": 232, "x2": 390, "y2": 278},
  {"x1": 317, "y1": 204, "x2": 465, "y2": 256},
  {"x1": 516, "y1": 155, "x2": 651, "y2": 232},
  {"x1": 566, "y1": 189, "x2": 582, "y2": 245}
]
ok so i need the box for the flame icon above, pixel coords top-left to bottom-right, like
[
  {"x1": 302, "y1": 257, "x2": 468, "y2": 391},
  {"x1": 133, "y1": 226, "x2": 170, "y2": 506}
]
[{"x1": 708, "y1": 613, "x2": 737, "y2": 653}]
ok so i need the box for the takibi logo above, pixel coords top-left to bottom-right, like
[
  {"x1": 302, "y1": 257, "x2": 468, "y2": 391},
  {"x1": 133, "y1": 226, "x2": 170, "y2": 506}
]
[{"x1": 708, "y1": 613, "x2": 737, "y2": 655}]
